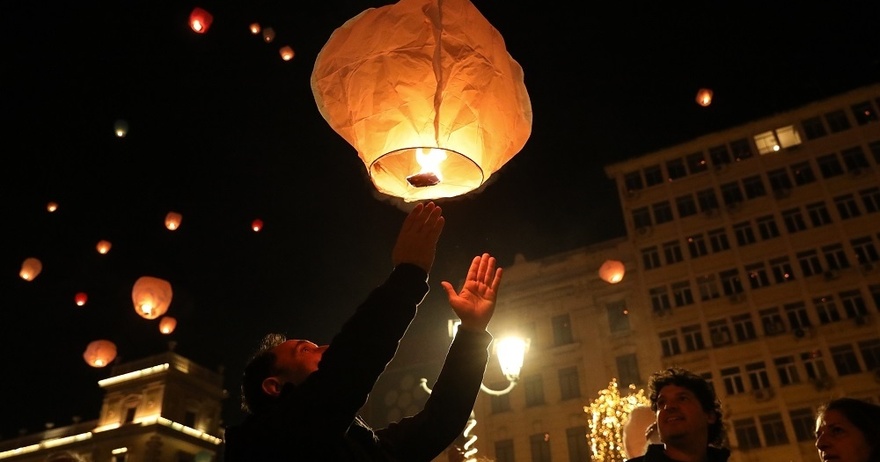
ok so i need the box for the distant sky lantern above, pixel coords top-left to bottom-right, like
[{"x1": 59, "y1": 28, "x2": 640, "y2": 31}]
[
  {"x1": 311, "y1": 0, "x2": 532, "y2": 202},
  {"x1": 114, "y1": 119, "x2": 129, "y2": 138},
  {"x1": 189, "y1": 7, "x2": 213, "y2": 34},
  {"x1": 599, "y1": 260, "x2": 626, "y2": 284},
  {"x1": 251, "y1": 218, "x2": 263, "y2": 232},
  {"x1": 159, "y1": 316, "x2": 177, "y2": 334},
  {"x1": 19, "y1": 257, "x2": 42, "y2": 281},
  {"x1": 74, "y1": 292, "x2": 88, "y2": 306},
  {"x1": 696, "y1": 88, "x2": 714, "y2": 107},
  {"x1": 279, "y1": 45, "x2": 294, "y2": 61},
  {"x1": 262, "y1": 27, "x2": 275, "y2": 43},
  {"x1": 132, "y1": 276, "x2": 173, "y2": 320},
  {"x1": 46, "y1": 201, "x2": 58, "y2": 212},
  {"x1": 165, "y1": 211, "x2": 182, "y2": 231},
  {"x1": 249, "y1": 22, "x2": 261, "y2": 34},
  {"x1": 83, "y1": 339, "x2": 117, "y2": 368},
  {"x1": 96, "y1": 239, "x2": 112, "y2": 254}
]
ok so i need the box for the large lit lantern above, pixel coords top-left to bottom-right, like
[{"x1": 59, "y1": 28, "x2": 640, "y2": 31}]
[
  {"x1": 598, "y1": 260, "x2": 626, "y2": 284},
  {"x1": 159, "y1": 316, "x2": 177, "y2": 334},
  {"x1": 189, "y1": 7, "x2": 213, "y2": 34},
  {"x1": 132, "y1": 276, "x2": 173, "y2": 320},
  {"x1": 96, "y1": 239, "x2": 112, "y2": 254},
  {"x1": 696, "y1": 88, "x2": 713, "y2": 107},
  {"x1": 279, "y1": 45, "x2": 294, "y2": 61},
  {"x1": 19, "y1": 257, "x2": 42, "y2": 281},
  {"x1": 165, "y1": 211, "x2": 182, "y2": 230},
  {"x1": 74, "y1": 292, "x2": 88, "y2": 307},
  {"x1": 311, "y1": 0, "x2": 532, "y2": 202},
  {"x1": 83, "y1": 340, "x2": 117, "y2": 367}
]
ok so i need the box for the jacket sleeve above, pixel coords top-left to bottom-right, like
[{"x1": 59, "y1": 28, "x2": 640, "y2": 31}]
[{"x1": 375, "y1": 328, "x2": 492, "y2": 460}]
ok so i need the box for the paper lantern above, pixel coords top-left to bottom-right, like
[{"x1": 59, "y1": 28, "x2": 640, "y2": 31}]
[
  {"x1": 19, "y1": 257, "x2": 42, "y2": 281},
  {"x1": 114, "y1": 119, "x2": 129, "y2": 138},
  {"x1": 96, "y1": 240, "x2": 112, "y2": 254},
  {"x1": 262, "y1": 27, "x2": 275, "y2": 43},
  {"x1": 599, "y1": 260, "x2": 626, "y2": 284},
  {"x1": 251, "y1": 218, "x2": 263, "y2": 232},
  {"x1": 132, "y1": 276, "x2": 173, "y2": 320},
  {"x1": 165, "y1": 211, "x2": 182, "y2": 230},
  {"x1": 696, "y1": 88, "x2": 713, "y2": 107},
  {"x1": 83, "y1": 340, "x2": 117, "y2": 367},
  {"x1": 46, "y1": 201, "x2": 58, "y2": 212},
  {"x1": 311, "y1": 0, "x2": 532, "y2": 202},
  {"x1": 189, "y1": 7, "x2": 213, "y2": 34},
  {"x1": 74, "y1": 292, "x2": 88, "y2": 307},
  {"x1": 279, "y1": 45, "x2": 294, "y2": 61},
  {"x1": 159, "y1": 316, "x2": 177, "y2": 334},
  {"x1": 249, "y1": 22, "x2": 261, "y2": 35}
]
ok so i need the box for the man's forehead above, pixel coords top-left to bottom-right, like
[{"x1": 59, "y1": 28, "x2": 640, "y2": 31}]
[{"x1": 658, "y1": 384, "x2": 695, "y2": 397}]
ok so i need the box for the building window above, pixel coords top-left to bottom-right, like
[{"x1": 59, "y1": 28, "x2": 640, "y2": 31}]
[
  {"x1": 719, "y1": 268, "x2": 744, "y2": 295},
  {"x1": 650, "y1": 286, "x2": 671, "y2": 314},
  {"x1": 697, "y1": 274, "x2": 720, "y2": 301},
  {"x1": 806, "y1": 202, "x2": 833, "y2": 227},
  {"x1": 632, "y1": 207, "x2": 652, "y2": 229},
  {"x1": 822, "y1": 243, "x2": 850, "y2": 270},
  {"x1": 732, "y1": 313, "x2": 757, "y2": 341},
  {"x1": 742, "y1": 175, "x2": 767, "y2": 199},
  {"x1": 708, "y1": 319, "x2": 732, "y2": 347},
  {"x1": 644, "y1": 165, "x2": 663, "y2": 186},
  {"x1": 663, "y1": 240, "x2": 684, "y2": 264},
  {"x1": 524, "y1": 375, "x2": 545, "y2": 406},
  {"x1": 858, "y1": 339, "x2": 880, "y2": 371},
  {"x1": 653, "y1": 201, "x2": 674, "y2": 224},
  {"x1": 817, "y1": 153, "x2": 845, "y2": 178},
  {"x1": 871, "y1": 141, "x2": 880, "y2": 164},
  {"x1": 671, "y1": 280, "x2": 694, "y2": 307},
  {"x1": 790, "y1": 408, "x2": 817, "y2": 441},
  {"x1": 774, "y1": 356, "x2": 800, "y2": 386},
  {"x1": 825, "y1": 109, "x2": 851, "y2": 133},
  {"x1": 125, "y1": 407, "x2": 137, "y2": 423},
  {"x1": 566, "y1": 426, "x2": 591, "y2": 462},
  {"x1": 730, "y1": 138, "x2": 754, "y2": 161},
  {"x1": 676, "y1": 194, "x2": 698, "y2": 218},
  {"x1": 830, "y1": 344, "x2": 862, "y2": 376},
  {"x1": 697, "y1": 188, "x2": 720, "y2": 212},
  {"x1": 801, "y1": 116, "x2": 827, "y2": 140},
  {"x1": 781, "y1": 207, "x2": 808, "y2": 233},
  {"x1": 754, "y1": 130, "x2": 780, "y2": 154},
  {"x1": 667, "y1": 158, "x2": 687, "y2": 180},
  {"x1": 851, "y1": 101, "x2": 879, "y2": 125},
  {"x1": 852, "y1": 236, "x2": 880, "y2": 264},
  {"x1": 784, "y1": 302, "x2": 812, "y2": 329},
  {"x1": 686, "y1": 234, "x2": 709, "y2": 258},
  {"x1": 734, "y1": 418, "x2": 761, "y2": 450},
  {"x1": 791, "y1": 161, "x2": 817, "y2": 185},
  {"x1": 616, "y1": 353, "x2": 641, "y2": 388},
  {"x1": 760, "y1": 413, "x2": 790, "y2": 446},
  {"x1": 709, "y1": 144, "x2": 731, "y2": 165},
  {"x1": 606, "y1": 300, "x2": 631, "y2": 333},
  {"x1": 746, "y1": 361, "x2": 771, "y2": 390},
  {"x1": 760, "y1": 307, "x2": 786, "y2": 336},
  {"x1": 745, "y1": 262, "x2": 771, "y2": 289},
  {"x1": 660, "y1": 330, "x2": 681, "y2": 357},
  {"x1": 558, "y1": 366, "x2": 581, "y2": 400},
  {"x1": 839, "y1": 289, "x2": 868, "y2": 319},
  {"x1": 184, "y1": 410, "x2": 197, "y2": 428},
  {"x1": 489, "y1": 383, "x2": 511, "y2": 413},
  {"x1": 767, "y1": 168, "x2": 793, "y2": 192},
  {"x1": 721, "y1": 366, "x2": 746, "y2": 394},
  {"x1": 733, "y1": 221, "x2": 756, "y2": 246},
  {"x1": 801, "y1": 350, "x2": 829, "y2": 381},
  {"x1": 642, "y1": 246, "x2": 661, "y2": 270},
  {"x1": 707, "y1": 228, "x2": 730, "y2": 253},
  {"x1": 530, "y1": 433, "x2": 552, "y2": 462},
  {"x1": 797, "y1": 249, "x2": 824, "y2": 277},
  {"x1": 624, "y1": 171, "x2": 644, "y2": 193},
  {"x1": 494, "y1": 439, "x2": 515, "y2": 462},
  {"x1": 682, "y1": 324, "x2": 706, "y2": 352},
  {"x1": 720, "y1": 181, "x2": 744, "y2": 206},
  {"x1": 813, "y1": 295, "x2": 842, "y2": 324},
  {"x1": 860, "y1": 187, "x2": 880, "y2": 213},
  {"x1": 552, "y1": 314, "x2": 574, "y2": 346},
  {"x1": 841, "y1": 146, "x2": 870, "y2": 172},
  {"x1": 755, "y1": 215, "x2": 780, "y2": 240},
  {"x1": 834, "y1": 193, "x2": 862, "y2": 220},
  {"x1": 769, "y1": 256, "x2": 795, "y2": 283}
]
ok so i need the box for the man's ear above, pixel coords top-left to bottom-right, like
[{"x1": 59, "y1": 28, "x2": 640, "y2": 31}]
[{"x1": 262, "y1": 377, "x2": 284, "y2": 397}]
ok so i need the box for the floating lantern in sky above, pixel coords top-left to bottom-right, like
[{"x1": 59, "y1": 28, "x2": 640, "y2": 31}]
[
  {"x1": 262, "y1": 27, "x2": 275, "y2": 43},
  {"x1": 165, "y1": 211, "x2": 182, "y2": 231},
  {"x1": 114, "y1": 119, "x2": 129, "y2": 138},
  {"x1": 74, "y1": 292, "x2": 88, "y2": 307},
  {"x1": 598, "y1": 260, "x2": 626, "y2": 284},
  {"x1": 159, "y1": 316, "x2": 177, "y2": 334},
  {"x1": 83, "y1": 339, "x2": 117, "y2": 368},
  {"x1": 251, "y1": 218, "x2": 263, "y2": 232},
  {"x1": 189, "y1": 7, "x2": 213, "y2": 34},
  {"x1": 46, "y1": 201, "x2": 58, "y2": 212},
  {"x1": 279, "y1": 45, "x2": 294, "y2": 61},
  {"x1": 311, "y1": 0, "x2": 532, "y2": 202},
  {"x1": 249, "y1": 22, "x2": 261, "y2": 34},
  {"x1": 696, "y1": 88, "x2": 714, "y2": 107},
  {"x1": 19, "y1": 257, "x2": 42, "y2": 281},
  {"x1": 132, "y1": 276, "x2": 173, "y2": 320},
  {"x1": 96, "y1": 239, "x2": 112, "y2": 254}
]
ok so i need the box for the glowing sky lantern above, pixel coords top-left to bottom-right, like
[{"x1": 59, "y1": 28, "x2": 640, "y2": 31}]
[
  {"x1": 46, "y1": 201, "x2": 58, "y2": 212},
  {"x1": 599, "y1": 260, "x2": 626, "y2": 284},
  {"x1": 189, "y1": 7, "x2": 213, "y2": 34},
  {"x1": 132, "y1": 276, "x2": 173, "y2": 320},
  {"x1": 251, "y1": 218, "x2": 263, "y2": 232},
  {"x1": 279, "y1": 45, "x2": 294, "y2": 61},
  {"x1": 159, "y1": 316, "x2": 177, "y2": 334},
  {"x1": 19, "y1": 257, "x2": 42, "y2": 281},
  {"x1": 114, "y1": 119, "x2": 129, "y2": 138},
  {"x1": 96, "y1": 239, "x2": 112, "y2": 254},
  {"x1": 74, "y1": 292, "x2": 88, "y2": 307},
  {"x1": 696, "y1": 88, "x2": 714, "y2": 107},
  {"x1": 262, "y1": 27, "x2": 275, "y2": 43},
  {"x1": 83, "y1": 339, "x2": 117, "y2": 368},
  {"x1": 165, "y1": 211, "x2": 182, "y2": 231},
  {"x1": 249, "y1": 22, "x2": 261, "y2": 34},
  {"x1": 311, "y1": 0, "x2": 531, "y2": 202}
]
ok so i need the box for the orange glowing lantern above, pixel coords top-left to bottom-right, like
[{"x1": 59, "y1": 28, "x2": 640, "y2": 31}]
[
  {"x1": 189, "y1": 7, "x2": 213, "y2": 34},
  {"x1": 262, "y1": 27, "x2": 275, "y2": 43},
  {"x1": 599, "y1": 260, "x2": 626, "y2": 284},
  {"x1": 19, "y1": 257, "x2": 42, "y2": 281},
  {"x1": 159, "y1": 316, "x2": 177, "y2": 334},
  {"x1": 74, "y1": 292, "x2": 88, "y2": 306},
  {"x1": 46, "y1": 201, "x2": 58, "y2": 212},
  {"x1": 696, "y1": 88, "x2": 713, "y2": 107},
  {"x1": 311, "y1": 0, "x2": 532, "y2": 202},
  {"x1": 96, "y1": 239, "x2": 112, "y2": 254},
  {"x1": 114, "y1": 119, "x2": 129, "y2": 138},
  {"x1": 279, "y1": 45, "x2": 294, "y2": 61},
  {"x1": 165, "y1": 211, "x2": 182, "y2": 231},
  {"x1": 83, "y1": 339, "x2": 117, "y2": 368},
  {"x1": 251, "y1": 219, "x2": 263, "y2": 232},
  {"x1": 249, "y1": 22, "x2": 261, "y2": 34},
  {"x1": 132, "y1": 276, "x2": 173, "y2": 320}
]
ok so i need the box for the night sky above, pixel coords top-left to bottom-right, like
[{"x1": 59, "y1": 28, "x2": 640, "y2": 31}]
[{"x1": 3, "y1": 1, "x2": 879, "y2": 438}]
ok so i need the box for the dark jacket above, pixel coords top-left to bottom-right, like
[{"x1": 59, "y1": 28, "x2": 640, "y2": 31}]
[
  {"x1": 627, "y1": 443, "x2": 731, "y2": 462},
  {"x1": 224, "y1": 264, "x2": 492, "y2": 461}
]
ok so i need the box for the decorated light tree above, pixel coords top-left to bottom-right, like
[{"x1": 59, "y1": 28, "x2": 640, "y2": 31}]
[{"x1": 584, "y1": 378, "x2": 651, "y2": 461}]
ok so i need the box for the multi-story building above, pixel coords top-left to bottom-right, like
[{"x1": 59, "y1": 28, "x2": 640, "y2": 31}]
[
  {"x1": 0, "y1": 347, "x2": 226, "y2": 462},
  {"x1": 474, "y1": 82, "x2": 880, "y2": 462}
]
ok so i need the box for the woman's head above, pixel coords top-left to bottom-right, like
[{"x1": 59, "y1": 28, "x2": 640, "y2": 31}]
[{"x1": 815, "y1": 397, "x2": 880, "y2": 462}]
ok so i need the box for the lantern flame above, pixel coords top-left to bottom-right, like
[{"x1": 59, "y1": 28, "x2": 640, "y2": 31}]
[{"x1": 406, "y1": 148, "x2": 448, "y2": 187}]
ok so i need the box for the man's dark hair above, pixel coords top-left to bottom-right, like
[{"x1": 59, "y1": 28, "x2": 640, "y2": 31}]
[
  {"x1": 240, "y1": 333, "x2": 287, "y2": 414},
  {"x1": 817, "y1": 397, "x2": 880, "y2": 459},
  {"x1": 647, "y1": 367, "x2": 725, "y2": 446}
]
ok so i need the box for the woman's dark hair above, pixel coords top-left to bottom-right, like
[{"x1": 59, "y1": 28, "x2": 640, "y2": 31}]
[
  {"x1": 240, "y1": 333, "x2": 287, "y2": 414},
  {"x1": 817, "y1": 397, "x2": 880, "y2": 460},
  {"x1": 647, "y1": 367, "x2": 725, "y2": 446}
]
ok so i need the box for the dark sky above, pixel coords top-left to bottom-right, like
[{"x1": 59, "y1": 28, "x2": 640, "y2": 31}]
[{"x1": 2, "y1": 1, "x2": 879, "y2": 438}]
